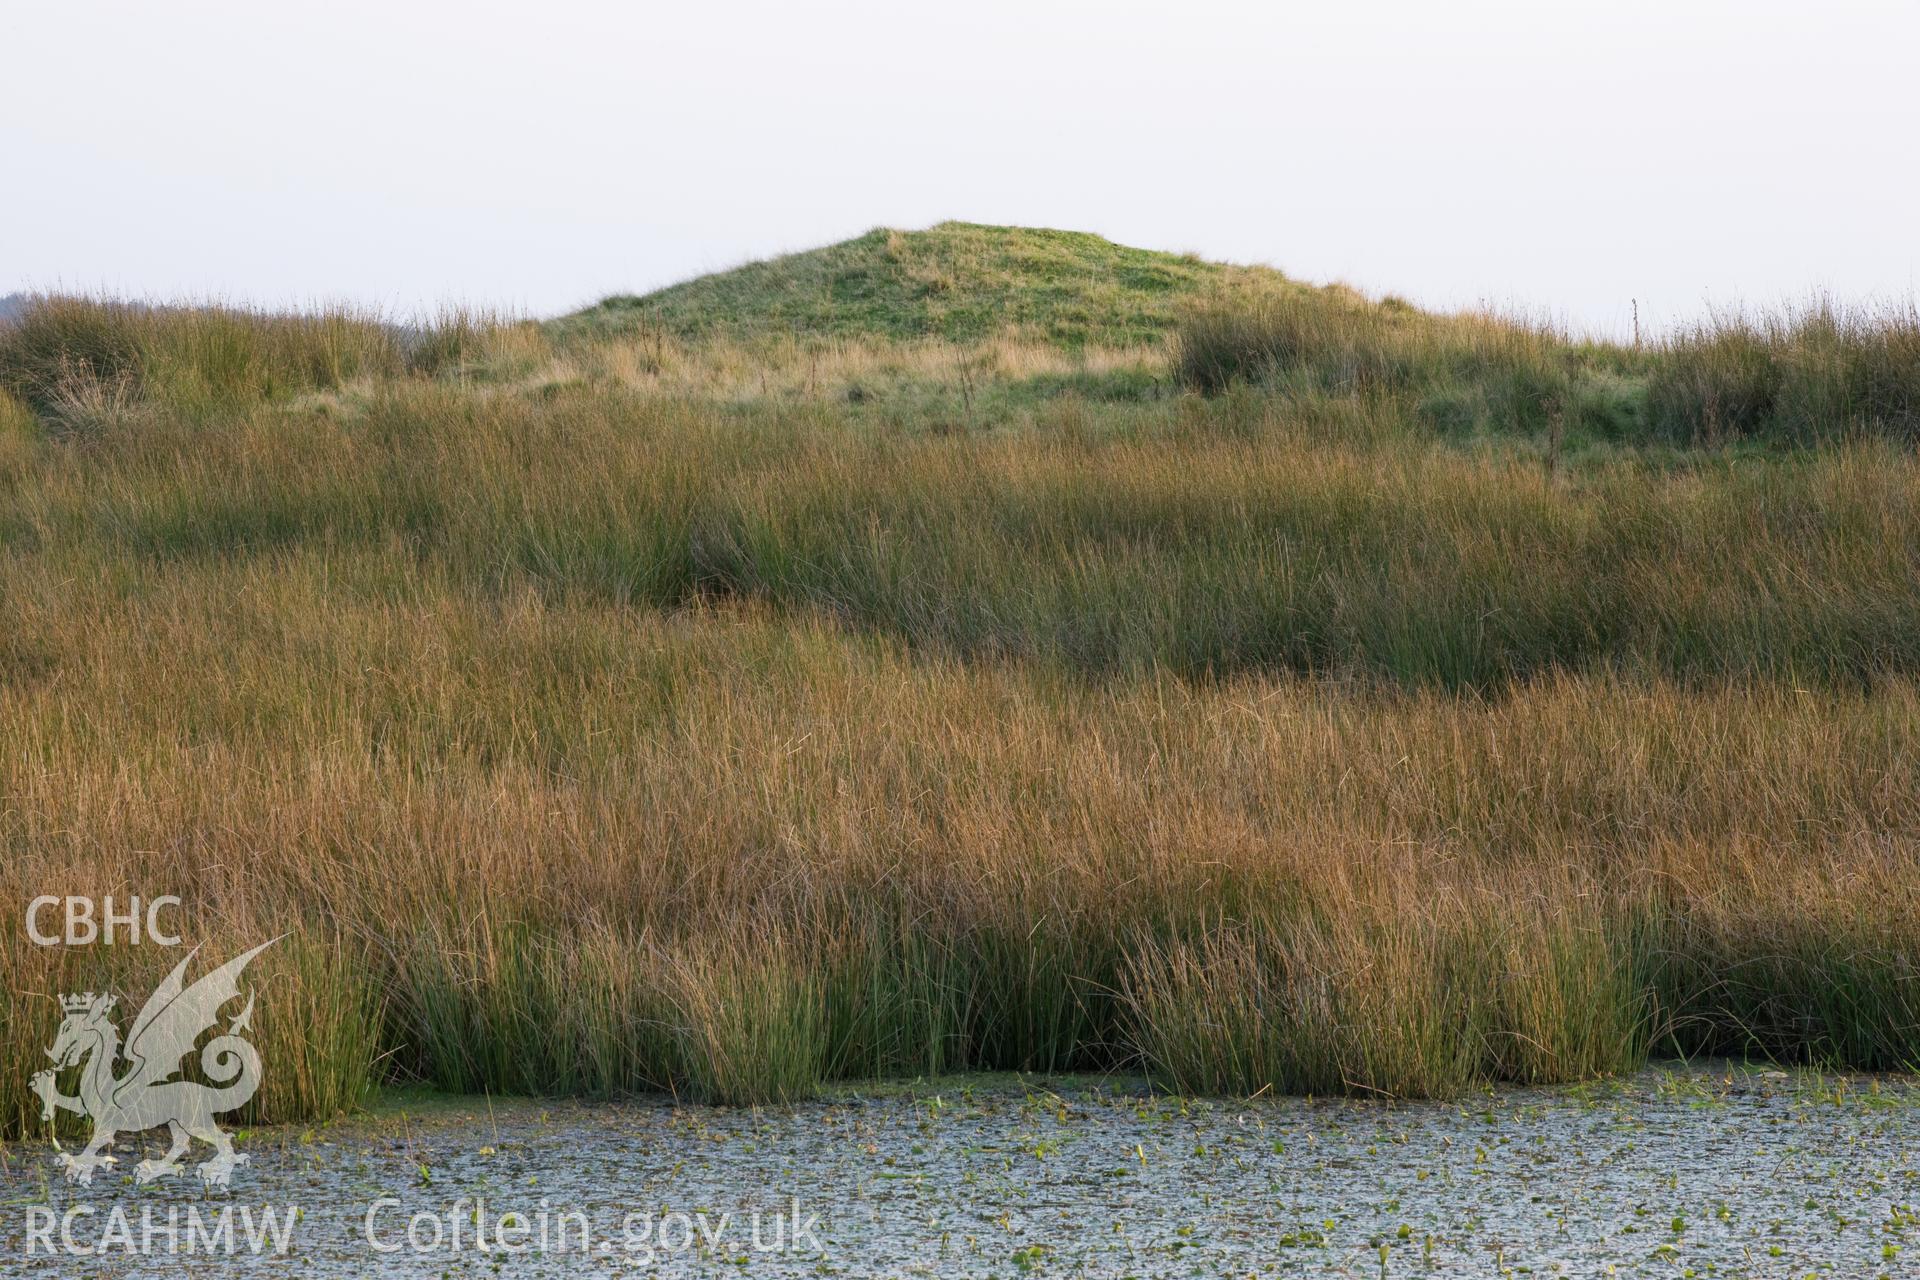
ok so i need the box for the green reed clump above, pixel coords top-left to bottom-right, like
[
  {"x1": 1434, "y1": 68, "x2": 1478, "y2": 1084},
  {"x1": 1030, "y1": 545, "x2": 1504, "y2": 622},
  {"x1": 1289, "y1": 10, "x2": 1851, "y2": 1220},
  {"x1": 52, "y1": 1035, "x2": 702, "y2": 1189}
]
[
  {"x1": 1122, "y1": 891, "x2": 1661, "y2": 1099},
  {"x1": 959, "y1": 903, "x2": 1127, "y2": 1073},
  {"x1": 391, "y1": 921, "x2": 583, "y2": 1097},
  {"x1": 1173, "y1": 287, "x2": 1637, "y2": 436},
  {"x1": 1180, "y1": 288, "x2": 1920, "y2": 447},
  {"x1": 1121, "y1": 916, "x2": 1485, "y2": 1098},
  {"x1": 0, "y1": 296, "x2": 521, "y2": 426},
  {"x1": 386, "y1": 920, "x2": 839, "y2": 1105},
  {"x1": 0, "y1": 296, "x2": 146, "y2": 412},
  {"x1": 1478, "y1": 905, "x2": 1651, "y2": 1083},
  {"x1": 1653, "y1": 898, "x2": 1920, "y2": 1071},
  {"x1": 1648, "y1": 301, "x2": 1920, "y2": 444},
  {"x1": 399, "y1": 310, "x2": 545, "y2": 379},
  {"x1": 239, "y1": 933, "x2": 382, "y2": 1123},
  {"x1": 819, "y1": 914, "x2": 967, "y2": 1080},
  {"x1": 663, "y1": 937, "x2": 830, "y2": 1104},
  {"x1": 0, "y1": 297, "x2": 400, "y2": 419},
  {"x1": 0, "y1": 926, "x2": 377, "y2": 1138}
]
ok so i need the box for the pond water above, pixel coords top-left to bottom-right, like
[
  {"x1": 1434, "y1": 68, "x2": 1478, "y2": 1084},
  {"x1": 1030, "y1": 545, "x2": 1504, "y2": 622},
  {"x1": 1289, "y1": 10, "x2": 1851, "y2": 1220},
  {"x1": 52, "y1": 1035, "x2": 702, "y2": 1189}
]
[{"x1": 2, "y1": 1064, "x2": 1915, "y2": 1276}]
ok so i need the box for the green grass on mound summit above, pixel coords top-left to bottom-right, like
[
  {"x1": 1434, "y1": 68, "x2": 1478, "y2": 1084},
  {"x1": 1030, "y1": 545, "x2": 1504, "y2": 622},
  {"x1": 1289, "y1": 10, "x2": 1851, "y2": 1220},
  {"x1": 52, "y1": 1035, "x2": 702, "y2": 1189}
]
[{"x1": 562, "y1": 221, "x2": 1275, "y2": 348}]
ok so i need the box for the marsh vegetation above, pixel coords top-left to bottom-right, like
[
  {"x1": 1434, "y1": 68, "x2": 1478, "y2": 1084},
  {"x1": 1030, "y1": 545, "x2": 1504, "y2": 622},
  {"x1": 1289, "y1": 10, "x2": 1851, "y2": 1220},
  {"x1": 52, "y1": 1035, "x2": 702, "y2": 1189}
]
[{"x1": 3, "y1": 224, "x2": 1917, "y2": 1125}]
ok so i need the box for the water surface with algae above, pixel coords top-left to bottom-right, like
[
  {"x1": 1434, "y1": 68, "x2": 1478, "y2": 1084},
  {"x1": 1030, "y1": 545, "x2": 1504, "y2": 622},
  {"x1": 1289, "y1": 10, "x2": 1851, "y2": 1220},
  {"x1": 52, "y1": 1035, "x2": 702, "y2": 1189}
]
[{"x1": 2, "y1": 1064, "x2": 1915, "y2": 1277}]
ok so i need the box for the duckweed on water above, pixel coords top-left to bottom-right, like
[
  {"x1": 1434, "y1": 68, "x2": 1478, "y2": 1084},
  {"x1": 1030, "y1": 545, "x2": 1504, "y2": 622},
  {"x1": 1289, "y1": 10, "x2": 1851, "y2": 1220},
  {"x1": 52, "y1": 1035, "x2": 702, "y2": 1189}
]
[{"x1": 4, "y1": 1064, "x2": 1913, "y2": 1277}]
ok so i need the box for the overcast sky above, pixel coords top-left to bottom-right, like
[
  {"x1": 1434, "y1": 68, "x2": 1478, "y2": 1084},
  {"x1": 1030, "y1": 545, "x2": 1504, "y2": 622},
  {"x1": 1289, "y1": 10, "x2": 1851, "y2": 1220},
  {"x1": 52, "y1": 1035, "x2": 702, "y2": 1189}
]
[{"x1": 5, "y1": 0, "x2": 1915, "y2": 336}]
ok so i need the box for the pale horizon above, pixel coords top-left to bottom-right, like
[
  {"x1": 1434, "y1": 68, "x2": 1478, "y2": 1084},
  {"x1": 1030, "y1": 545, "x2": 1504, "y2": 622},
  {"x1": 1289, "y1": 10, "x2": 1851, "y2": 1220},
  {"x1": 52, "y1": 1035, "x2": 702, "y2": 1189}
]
[{"x1": 6, "y1": 0, "x2": 1917, "y2": 338}]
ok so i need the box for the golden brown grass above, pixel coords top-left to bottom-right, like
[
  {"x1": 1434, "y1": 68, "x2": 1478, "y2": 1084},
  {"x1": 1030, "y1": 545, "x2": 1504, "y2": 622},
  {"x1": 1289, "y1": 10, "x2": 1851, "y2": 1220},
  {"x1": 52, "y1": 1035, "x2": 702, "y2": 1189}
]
[{"x1": 2, "y1": 293, "x2": 1918, "y2": 1128}]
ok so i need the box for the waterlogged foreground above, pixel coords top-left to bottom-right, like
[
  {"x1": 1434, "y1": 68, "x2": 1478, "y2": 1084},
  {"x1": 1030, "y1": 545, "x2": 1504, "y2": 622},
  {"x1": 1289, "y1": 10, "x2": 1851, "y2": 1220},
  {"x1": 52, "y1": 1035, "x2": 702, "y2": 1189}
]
[{"x1": 0, "y1": 1066, "x2": 1914, "y2": 1278}]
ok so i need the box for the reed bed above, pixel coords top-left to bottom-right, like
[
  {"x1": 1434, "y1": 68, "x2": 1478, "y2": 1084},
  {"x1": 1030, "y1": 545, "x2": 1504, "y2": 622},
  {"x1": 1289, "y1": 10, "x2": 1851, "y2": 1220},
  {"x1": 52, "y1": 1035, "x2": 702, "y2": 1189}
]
[{"x1": 1, "y1": 297, "x2": 1917, "y2": 1129}]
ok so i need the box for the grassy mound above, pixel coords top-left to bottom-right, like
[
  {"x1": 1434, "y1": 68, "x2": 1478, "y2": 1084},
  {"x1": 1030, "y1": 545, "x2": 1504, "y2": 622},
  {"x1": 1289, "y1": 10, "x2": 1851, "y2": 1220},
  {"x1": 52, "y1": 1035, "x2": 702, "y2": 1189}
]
[
  {"x1": 561, "y1": 221, "x2": 1260, "y2": 348},
  {"x1": 569, "y1": 222, "x2": 1920, "y2": 447}
]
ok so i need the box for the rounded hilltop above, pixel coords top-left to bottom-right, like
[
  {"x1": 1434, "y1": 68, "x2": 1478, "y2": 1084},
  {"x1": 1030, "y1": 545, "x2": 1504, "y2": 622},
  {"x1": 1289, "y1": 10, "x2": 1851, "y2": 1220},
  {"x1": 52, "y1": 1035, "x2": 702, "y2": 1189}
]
[{"x1": 558, "y1": 221, "x2": 1290, "y2": 349}]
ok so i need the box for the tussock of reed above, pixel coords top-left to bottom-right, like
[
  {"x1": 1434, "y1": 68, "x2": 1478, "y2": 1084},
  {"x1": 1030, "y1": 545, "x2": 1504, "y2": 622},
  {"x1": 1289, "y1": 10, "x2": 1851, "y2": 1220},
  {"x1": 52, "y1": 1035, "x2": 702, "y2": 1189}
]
[
  {"x1": 1649, "y1": 301, "x2": 1920, "y2": 444},
  {"x1": 0, "y1": 296, "x2": 517, "y2": 426},
  {"x1": 1174, "y1": 287, "x2": 1631, "y2": 436},
  {"x1": 1176, "y1": 288, "x2": 1920, "y2": 445}
]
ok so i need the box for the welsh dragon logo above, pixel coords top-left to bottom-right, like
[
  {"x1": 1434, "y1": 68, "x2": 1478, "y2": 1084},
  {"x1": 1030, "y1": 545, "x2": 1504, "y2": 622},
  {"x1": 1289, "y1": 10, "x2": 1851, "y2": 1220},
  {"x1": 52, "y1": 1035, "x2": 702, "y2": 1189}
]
[{"x1": 30, "y1": 940, "x2": 276, "y2": 1189}]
